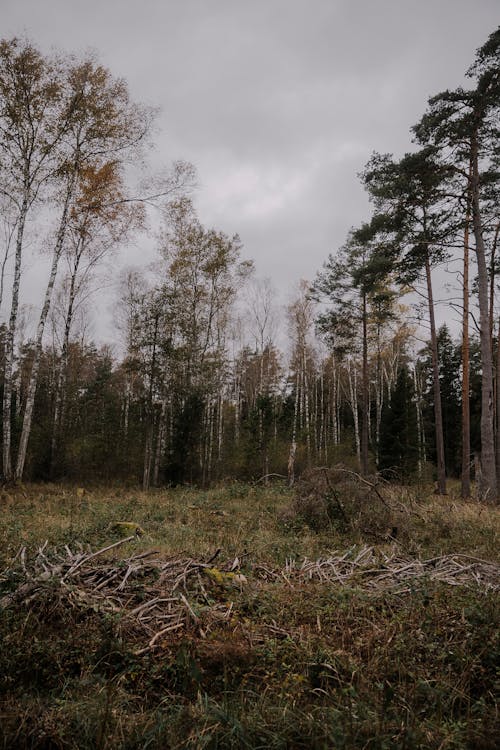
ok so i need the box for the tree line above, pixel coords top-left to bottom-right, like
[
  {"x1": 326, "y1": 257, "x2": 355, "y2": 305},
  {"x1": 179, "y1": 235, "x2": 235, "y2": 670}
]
[{"x1": 0, "y1": 30, "x2": 498, "y2": 500}]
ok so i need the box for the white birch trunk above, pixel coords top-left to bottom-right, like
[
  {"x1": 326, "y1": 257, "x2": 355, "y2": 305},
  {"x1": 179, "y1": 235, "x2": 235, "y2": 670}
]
[
  {"x1": 303, "y1": 352, "x2": 311, "y2": 464},
  {"x1": 3, "y1": 192, "x2": 29, "y2": 479},
  {"x1": 288, "y1": 369, "x2": 300, "y2": 486},
  {"x1": 331, "y1": 357, "x2": 338, "y2": 445},
  {"x1": 217, "y1": 392, "x2": 224, "y2": 462},
  {"x1": 51, "y1": 250, "x2": 81, "y2": 474},
  {"x1": 153, "y1": 398, "x2": 167, "y2": 486},
  {"x1": 347, "y1": 359, "x2": 361, "y2": 468},
  {"x1": 15, "y1": 177, "x2": 76, "y2": 480}
]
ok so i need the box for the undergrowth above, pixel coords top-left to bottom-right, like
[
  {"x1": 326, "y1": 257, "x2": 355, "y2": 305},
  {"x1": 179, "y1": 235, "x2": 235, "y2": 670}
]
[{"x1": 0, "y1": 481, "x2": 498, "y2": 748}]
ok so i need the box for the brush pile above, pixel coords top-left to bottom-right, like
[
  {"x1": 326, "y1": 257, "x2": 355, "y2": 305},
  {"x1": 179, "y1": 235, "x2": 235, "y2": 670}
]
[
  {"x1": 280, "y1": 466, "x2": 427, "y2": 538},
  {"x1": 1, "y1": 538, "x2": 498, "y2": 655},
  {"x1": 0, "y1": 537, "x2": 242, "y2": 654},
  {"x1": 256, "y1": 545, "x2": 500, "y2": 592}
]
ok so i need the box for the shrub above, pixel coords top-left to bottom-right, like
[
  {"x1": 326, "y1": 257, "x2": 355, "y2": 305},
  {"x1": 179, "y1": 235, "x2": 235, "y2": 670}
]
[{"x1": 280, "y1": 466, "x2": 416, "y2": 540}]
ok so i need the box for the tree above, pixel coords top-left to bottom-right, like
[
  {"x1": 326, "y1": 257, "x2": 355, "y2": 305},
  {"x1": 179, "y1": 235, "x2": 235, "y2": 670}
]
[
  {"x1": 119, "y1": 270, "x2": 166, "y2": 489},
  {"x1": 287, "y1": 280, "x2": 316, "y2": 482},
  {"x1": 413, "y1": 27, "x2": 500, "y2": 501},
  {"x1": 312, "y1": 226, "x2": 394, "y2": 475},
  {"x1": 417, "y1": 326, "x2": 462, "y2": 477},
  {"x1": 119, "y1": 198, "x2": 249, "y2": 486},
  {"x1": 0, "y1": 38, "x2": 69, "y2": 479},
  {"x1": 379, "y1": 364, "x2": 419, "y2": 481},
  {"x1": 50, "y1": 162, "x2": 143, "y2": 475},
  {"x1": 13, "y1": 53, "x2": 152, "y2": 480},
  {"x1": 244, "y1": 277, "x2": 279, "y2": 480},
  {"x1": 362, "y1": 147, "x2": 453, "y2": 494}
]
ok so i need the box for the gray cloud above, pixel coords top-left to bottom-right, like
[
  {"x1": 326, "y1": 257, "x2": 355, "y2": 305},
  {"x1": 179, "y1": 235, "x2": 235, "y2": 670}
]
[{"x1": 2, "y1": 0, "x2": 499, "y2": 341}]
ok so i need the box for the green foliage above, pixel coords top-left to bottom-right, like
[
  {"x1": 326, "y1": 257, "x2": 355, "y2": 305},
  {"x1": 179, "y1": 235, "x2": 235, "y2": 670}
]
[
  {"x1": 378, "y1": 364, "x2": 419, "y2": 481},
  {"x1": 312, "y1": 228, "x2": 395, "y2": 359},
  {"x1": 416, "y1": 327, "x2": 484, "y2": 478}
]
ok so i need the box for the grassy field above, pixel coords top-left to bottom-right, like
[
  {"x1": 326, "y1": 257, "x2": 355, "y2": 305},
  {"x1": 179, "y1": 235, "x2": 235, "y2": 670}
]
[{"x1": 0, "y1": 480, "x2": 498, "y2": 749}]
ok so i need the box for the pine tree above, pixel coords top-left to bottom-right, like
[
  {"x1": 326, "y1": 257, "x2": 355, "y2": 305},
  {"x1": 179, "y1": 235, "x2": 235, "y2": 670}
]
[
  {"x1": 379, "y1": 364, "x2": 419, "y2": 482},
  {"x1": 362, "y1": 147, "x2": 453, "y2": 494},
  {"x1": 418, "y1": 326, "x2": 462, "y2": 477},
  {"x1": 414, "y1": 27, "x2": 500, "y2": 501},
  {"x1": 312, "y1": 227, "x2": 394, "y2": 475}
]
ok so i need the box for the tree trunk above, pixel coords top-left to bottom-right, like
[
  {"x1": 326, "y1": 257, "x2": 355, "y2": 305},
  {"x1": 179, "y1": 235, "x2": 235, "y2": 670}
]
[
  {"x1": 461, "y1": 185, "x2": 471, "y2": 499},
  {"x1": 496, "y1": 318, "x2": 500, "y2": 485},
  {"x1": 331, "y1": 356, "x2": 339, "y2": 445},
  {"x1": 0, "y1": 218, "x2": 15, "y2": 314},
  {"x1": 217, "y1": 392, "x2": 224, "y2": 465},
  {"x1": 15, "y1": 178, "x2": 76, "y2": 480},
  {"x1": 50, "y1": 251, "x2": 82, "y2": 477},
  {"x1": 491, "y1": 223, "x2": 500, "y2": 485},
  {"x1": 319, "y1": 368, "x2": 325, "y2": 462},
  {"x1": 375, "y1": 355, "x2": 384, "y2": 465},
  {"x1": 153, "y1": 398, "x2": 167, "y2": 486},
  {"x1": 424, "y1": 253, "x2": 447, "y2": 495},
  {"x1": 303, "y1": 349, "x2": 311, "y2": 464},
  {"x1": 207, "y1": 399, "x2": 215, "y2": 485},
  {"x1": 347, "y1": 358, "x2": 361, "y2": 468},
  {"x1": 361, "y1": 291, "x2": 369, "y2": 476},
  {"x1": 288, "y1": 370, "x2": 300, "y2": 486},
  {"x1": 471, "y1": 132, "x2": 497, "y2": 502},
  {"x1": 143, "y1": 312, "x2": 159, "y2": 491},
  {"x1": 2, "y1": 191, "x2": 29, "y2": 480},
  {"x1": 413, "y1": 367, "x2": 423, "y2": 477},
  {"x1": 123, "y1": 380, "x2": 130, "y2": 439}
]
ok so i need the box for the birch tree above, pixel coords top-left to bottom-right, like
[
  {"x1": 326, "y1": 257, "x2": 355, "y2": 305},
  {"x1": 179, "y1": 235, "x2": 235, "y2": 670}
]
[
  {"x1": 0, "y1": 39, "x2": 68, "y2": 479},
  {"x1": 50, "y1": 162, "x2": 143, "y2": 474},
  {"x1": 123, "y1": 198, "x2": 248, "y2": 485},
  {"x1": 245, "y1": 276, "x2": 279, "y2": 479},
  {"x1": 312, "y1": 228, "x2": 394, "y2": 475},
  {"x1": 13, "y1": 53, "x2": 151, "y2": 480},
  {"x1": 286, "y1": 280, "x2": 316, "y2": 481}
]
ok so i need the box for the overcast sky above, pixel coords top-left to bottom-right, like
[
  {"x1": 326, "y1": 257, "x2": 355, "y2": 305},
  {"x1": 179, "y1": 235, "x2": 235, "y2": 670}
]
[{"x1": 2, "y1": 0, "x2": 499, "y2": 344}]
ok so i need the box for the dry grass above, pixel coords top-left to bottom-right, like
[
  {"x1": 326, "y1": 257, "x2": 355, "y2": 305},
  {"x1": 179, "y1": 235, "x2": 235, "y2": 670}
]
[
  {"x1": 1, "y1": 480, "x2": 498, "y2": 566},
  {"x1": 0, "y1": 480, "x2": 499, "y2": 749}
]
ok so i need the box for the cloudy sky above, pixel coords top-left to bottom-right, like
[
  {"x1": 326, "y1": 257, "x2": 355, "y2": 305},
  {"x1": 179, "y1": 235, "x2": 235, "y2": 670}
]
[{"x1": 2, "y1": 0, "x2": 499, "y2": 342}]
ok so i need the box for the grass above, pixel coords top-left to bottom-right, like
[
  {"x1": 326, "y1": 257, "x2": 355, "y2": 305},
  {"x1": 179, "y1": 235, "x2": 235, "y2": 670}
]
[{"x1": 0, "y1": 480, "x2": 498, "y2": 749}]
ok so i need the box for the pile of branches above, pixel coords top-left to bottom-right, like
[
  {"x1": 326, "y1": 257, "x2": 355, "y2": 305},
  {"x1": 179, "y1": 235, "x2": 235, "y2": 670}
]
[
  {"x1": 1, "y1": 538, "x2": 497, "y2": 656},
  {"x1": 0, "y1": 537, "x2": 242, "y2": 654},
  {"x1": 280, "y1": 465, "x2": 425, "y2": 538},
  {"x1": 256, "y1": 545, "x2": 500, "y2": 592}
]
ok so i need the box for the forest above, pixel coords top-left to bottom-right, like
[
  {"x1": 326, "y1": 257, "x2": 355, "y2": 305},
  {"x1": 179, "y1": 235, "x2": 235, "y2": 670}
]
[
  {"x1": 0, "y1": 25, "x2": 498, "y2": 750},
  {"x1": 0, "y1": 31, "x2": 499, "y2": 499}
]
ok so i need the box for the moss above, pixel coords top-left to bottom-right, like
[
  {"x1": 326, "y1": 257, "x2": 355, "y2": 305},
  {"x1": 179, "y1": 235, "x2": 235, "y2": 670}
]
[{"x1": 205, "y1": 567, "x2": 247, "y2": 588}]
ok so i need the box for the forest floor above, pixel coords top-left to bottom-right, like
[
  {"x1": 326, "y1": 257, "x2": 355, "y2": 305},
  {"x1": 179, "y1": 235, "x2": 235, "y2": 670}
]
[{"x1": 0, "y1": 480, "x2": 498, "y2": 749}]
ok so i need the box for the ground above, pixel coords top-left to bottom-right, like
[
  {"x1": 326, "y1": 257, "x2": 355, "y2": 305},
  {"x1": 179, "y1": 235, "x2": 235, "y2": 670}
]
[{"x1": 0, "y1": 480, "x2": 498, "y2": 749}]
